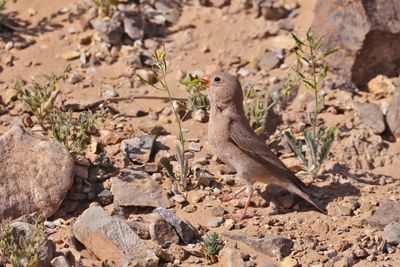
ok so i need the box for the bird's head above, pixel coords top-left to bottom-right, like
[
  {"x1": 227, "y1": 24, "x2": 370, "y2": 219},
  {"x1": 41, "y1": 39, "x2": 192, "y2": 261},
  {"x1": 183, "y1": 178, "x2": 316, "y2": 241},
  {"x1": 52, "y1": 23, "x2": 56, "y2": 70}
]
[{"x1": 203, "y1": 71, "x2": 244, "y2": 111}]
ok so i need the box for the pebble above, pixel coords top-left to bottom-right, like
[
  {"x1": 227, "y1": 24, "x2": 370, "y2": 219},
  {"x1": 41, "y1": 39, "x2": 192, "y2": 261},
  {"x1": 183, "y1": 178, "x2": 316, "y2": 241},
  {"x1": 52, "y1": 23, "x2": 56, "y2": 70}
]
[{"x1": 207, "y1": 216, "x2": 224, "y2": 228}]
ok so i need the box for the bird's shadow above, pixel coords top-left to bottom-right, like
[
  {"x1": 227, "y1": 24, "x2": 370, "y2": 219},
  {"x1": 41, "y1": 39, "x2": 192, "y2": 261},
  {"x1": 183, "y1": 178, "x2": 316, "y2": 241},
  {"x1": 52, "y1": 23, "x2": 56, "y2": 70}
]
[{"x1": 257, "y1": 180, "x2": 361, "y2": 214}]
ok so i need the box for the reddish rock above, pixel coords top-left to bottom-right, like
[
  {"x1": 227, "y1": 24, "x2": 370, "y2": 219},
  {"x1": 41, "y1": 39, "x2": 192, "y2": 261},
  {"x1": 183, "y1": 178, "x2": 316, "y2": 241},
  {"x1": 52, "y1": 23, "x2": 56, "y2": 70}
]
[
  {"x1": 0, "y1": 125, "x2": 74, "y2": 219},
  {"x1": 387, "y1": 88, "x2": 400, "y2": 139},
  {"x1": 312, "y1": 0, "x2": 400, "y2": 86}
]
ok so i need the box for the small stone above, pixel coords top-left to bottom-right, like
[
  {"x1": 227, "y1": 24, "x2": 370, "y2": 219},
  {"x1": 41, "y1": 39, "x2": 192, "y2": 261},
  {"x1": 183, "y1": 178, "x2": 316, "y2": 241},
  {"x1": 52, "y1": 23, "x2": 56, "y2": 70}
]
[
  {"x1": 383, "y1": 222, "x2": 400, "y2": 244},
  {"x1": 207, "y1": 216, "x2": 224, "y2": 228},
  {"x1": 5, "y1": 41, "x2": 13, "y2": 50},
  {"x1": 98, "y1": 189, "x2": 114, "y2": 206},
  {"x1": 68, "y1": 73, "x2": 84, "y2": 84},
  {"x1": 149, "y1": 213, "x2": 180, "y2": 246},
  {"x1": 126, "y1": 220, "x2": 150, "y2": 240},
  {"x1": 172, "y1": 194, "x2": 188, "y2": 204},
  {"x1": 62, "y1": 51, "x2": 80, "y2": 61},
  {"x1": 224, "y1": 219, "x2": 235, "y2": 230},
  {"x1": 90, "y1": 17, "x2": 123, "y2": 45},
  {"x1": 136, "y1": 69, "x2": 156, "y2": 84},
  {"x1": 324, "y1": 249, "x2": 337, "y2": 258},
  {"x1": 51, "y1": 255, "x2": 71, "y2": 267},
  {"x1": 209, "y1": 206, "x2": 225, "y2": 217},
  {"x1": 366, "y1": 200, "x2": 400, "y2": 228},
  {"x1": 328, "y1": 204, "x2": 353, "y2": 217},
  {"x1": 259, "y1": 49, "x2": 283, "y2": 70},
  {"x1": 188, "y1": 142, "x2": 202, "y2": 152},
  {"x1": 153, "y1": 207, "x2": 199, "y2": 244},
  {"x1": 356, "y1": 102, "x2": 385, "y2": 134},
  {"x1": 193, "y1": 109, "x2": 207, "y2": 122},
  {"x1": 353, "y1": 247, "x2": 368, "y2": 258},
  {"x1": 219, "y1": 248, "x2": 246, "y2": 267},
  {"x1": 121, "y1": 134, "x2": 156, "y2": 164},
  {"x1": 194, "y1": 167, "x2": 213, "y2": 186},
  {"x1": 280, "y1": 256, "x2": 298, "y2": 267}
]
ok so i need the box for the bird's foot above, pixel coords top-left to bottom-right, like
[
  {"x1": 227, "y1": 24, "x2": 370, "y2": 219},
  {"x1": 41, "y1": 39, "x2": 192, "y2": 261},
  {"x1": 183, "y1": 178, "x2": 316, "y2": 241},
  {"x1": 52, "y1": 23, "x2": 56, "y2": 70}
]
[{"x1": 222, "y1": 193, "x2": 236, "y2": 202}]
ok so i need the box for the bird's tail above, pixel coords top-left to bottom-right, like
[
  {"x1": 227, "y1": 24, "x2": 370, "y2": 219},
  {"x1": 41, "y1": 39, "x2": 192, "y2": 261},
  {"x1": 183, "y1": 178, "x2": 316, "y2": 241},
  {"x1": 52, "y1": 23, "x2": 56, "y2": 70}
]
[{"x1": 285, "y1": 179, "x2": 326, "y2": 214}]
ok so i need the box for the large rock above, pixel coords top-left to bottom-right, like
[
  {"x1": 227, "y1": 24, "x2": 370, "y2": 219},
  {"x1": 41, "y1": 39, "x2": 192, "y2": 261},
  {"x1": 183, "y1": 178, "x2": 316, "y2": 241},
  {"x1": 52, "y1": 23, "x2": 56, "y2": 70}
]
[
  {"x1": 366, "y1": 200, "x2": 400, "y2": 228},
  {"x1": 387, "y1": 88, "x2": 400, "y2": 139},
  {"x1": 111, "y1": 170, "x2": 171, "y2": 208},
  {"x1": 226, "y1": 233, "x2": 293, "y2": 259},
  {"x1": 383, "y1": 222, "x2": 400, "y2": 244},
  {"x1": 0, "y1": 125, "x2": 74, "y2": 219},
  {"x1": 149, "y1": 213, "x2": 180, "y2": 246},
  {"x1": 312, "y1": 0, "x2": 400, "y2": 86},
  {"x1": 153, "y1": 208, "x2": 199, "y2": 244},
  {"x1": 356, "y1": 102, "x2": 385, "y2": 134},
  {"x1": 90, "y1": 16, "x2": 123, "y2": 45},
  {"x1": 73, "y1": 206, "x2": 158, "y2": 267}
]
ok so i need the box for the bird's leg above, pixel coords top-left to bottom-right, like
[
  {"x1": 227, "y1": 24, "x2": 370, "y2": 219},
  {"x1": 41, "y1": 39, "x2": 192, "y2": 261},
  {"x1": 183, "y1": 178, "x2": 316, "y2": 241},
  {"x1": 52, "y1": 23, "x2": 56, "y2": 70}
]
[
  {"x1": 240, "y1": 185, "x2": 254, "y2": 220},
  {"x1": 223, "y1": 186, "x2": 246, "y2": 202}
]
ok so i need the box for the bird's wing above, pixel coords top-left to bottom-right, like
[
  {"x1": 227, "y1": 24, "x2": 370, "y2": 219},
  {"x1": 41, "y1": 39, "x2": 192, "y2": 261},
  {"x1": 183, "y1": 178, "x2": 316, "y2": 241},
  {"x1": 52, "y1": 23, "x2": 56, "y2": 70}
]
[{"x1": 228, "y1": 116, "x2": 307, "y2": 190}]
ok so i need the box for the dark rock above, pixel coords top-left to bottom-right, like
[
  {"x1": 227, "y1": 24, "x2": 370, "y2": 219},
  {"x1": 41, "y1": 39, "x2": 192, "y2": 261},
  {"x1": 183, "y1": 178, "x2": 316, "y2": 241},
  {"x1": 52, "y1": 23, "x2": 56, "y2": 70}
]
[
  {"x1": 383, "y1": 222, "x2": 400, "y2": 244},
  {"x1": 366, "y1": 200, "x2": 400, "y2": 228},
  {"x1": 387, "y1": 88, "x2": 400, "y2": 139},
  {"x1": 149, "y1": 213, "x2": 180, "y2": 245},
  {"x1": 111, "y1": 170, "x2": 171, "y2": 208},
  {"x1": 153, "y1": 207, "x2": 199, "y2": 244},
  {"x1": 226, "y1": 233, "x2": 293, "y2": 259},
  {"x1": 312, "y1": 0, "x2": 400, "y2": 86},
  {"x1": 121, "y1": 134, "x2": 156, "y2": 164},
  {"x1": 356, "y1": 102, "x2": 385, "y2": 134},
  {"x1": 73, "y1": 206, "x2": 158, "y2": 266},
  {"x1": 0, "y1": 125, "x2": 74, "y2": 219},
  {"x1": 123, "y1": 14, "x2": 144, "y2": 41},
  {"x1": 97, "y1": 189, "x2": 114, "y2": 206}
]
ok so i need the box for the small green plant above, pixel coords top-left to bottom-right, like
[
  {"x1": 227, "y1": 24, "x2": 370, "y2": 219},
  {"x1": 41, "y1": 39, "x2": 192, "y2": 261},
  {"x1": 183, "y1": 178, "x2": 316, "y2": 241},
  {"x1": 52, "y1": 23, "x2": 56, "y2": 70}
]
[
  {"x1": 14, "y1": 65, "x2": 71, "y2": 127},
  {"x1": 200, "y1": 232, "x2": 224, "y2": 264},
  {"x1": 180, "y1": 74, "x2": 209, "y2": 115},
  {"x1": 285, "y1": 28, "x2": 339, "y2": 177},
  {"x1": 138, "y1": 48, "x2": 189, "y2": 190},
  {"x1": 0, "y1": 218, "x2": 45, "y2": 267},
  {"x1": 0, "y1": 0, "x2": 16, "y2": 10},
  {"x1": 50, "y1": 108, "x2": 106, "y2": 153}
]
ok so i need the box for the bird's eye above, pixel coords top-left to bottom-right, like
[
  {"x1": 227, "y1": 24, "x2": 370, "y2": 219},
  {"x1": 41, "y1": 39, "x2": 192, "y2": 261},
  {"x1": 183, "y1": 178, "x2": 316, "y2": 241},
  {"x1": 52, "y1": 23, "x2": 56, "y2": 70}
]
[{"x1": 214, "y1": 77, "x2": 221, "y2": 82}]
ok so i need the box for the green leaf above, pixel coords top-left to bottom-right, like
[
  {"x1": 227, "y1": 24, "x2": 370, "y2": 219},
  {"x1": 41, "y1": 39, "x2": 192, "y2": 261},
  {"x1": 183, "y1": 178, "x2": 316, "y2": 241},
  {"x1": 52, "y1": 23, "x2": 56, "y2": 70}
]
[
  {"x1": 318, "y1": 126, "x2": 338, "y2": 164},
  {"x1": 160, "y1": 157, "x2": 176, "y2": 180},
  {"x1": 291, "y1": 32, "x2": 306, "y2": 47},
  {"x1": 304, "y1": 129, "x2": 318, "y2": 168},
  {"x1": 322, "y1": 48, "x2": 339, "y2": 58},
  {"x1": 284, "y1": 131, "x2": 307, "y2": 165},
  {"x1": 320, "y1": 64, "x2": 329, "y2": 80}
]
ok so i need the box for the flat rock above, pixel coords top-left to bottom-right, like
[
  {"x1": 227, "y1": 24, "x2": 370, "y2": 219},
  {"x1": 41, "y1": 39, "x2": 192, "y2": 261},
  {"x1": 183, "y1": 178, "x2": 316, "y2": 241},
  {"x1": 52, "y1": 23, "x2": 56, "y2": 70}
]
[
  {"x1": 0, "y1": 125, "x2": 74, "y2": 219},
  {"x1": 387, "y1": 88, "x2": 400, "y2": 139},
  {"x1": 356, "y1": 102, "x2": 385, "y2": 134},
  {"x1": 111, "y1": 170, "x2": 171, "y2": 208},
  {"x1": 73, "y1": 206, "x2": 158, "y2": 266},
  {"x1": 383, "y1": 222, "x2": 400, "y2": 244},
  {"x1": 219, "y1": 248, "x2": 246, "y2": 267},
  {"x1": 149, "y1": 213, "x2": 180, "y2": 245},
  {"x1": 121, "y1": 134, "x2": 156, "y2": 164},
  {"x1": 259, "y1": 50, "x2": 283, "y2": 71},
  {"x1": 207, "y1": 216, "x2": 224, "y2": 228},
  {"x1": 153, "y1": 207, "x2": 199, "y2": 244},
  {"x1": 312, "y1": 0, "x2": 400, "y2": 86},
  {"x1": 366, "y1": 200, "x2": 400, "y2": 228},
  {"x1": 226, "y1": 233, "x2": 293, "y2": 259}
]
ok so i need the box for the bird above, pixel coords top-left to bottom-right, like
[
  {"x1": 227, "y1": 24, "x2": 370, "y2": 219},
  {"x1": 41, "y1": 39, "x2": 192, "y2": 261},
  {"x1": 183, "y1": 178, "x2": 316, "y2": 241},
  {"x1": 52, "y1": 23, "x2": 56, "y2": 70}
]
[{"x1": 204, "y1": 71, "x2": 325, "y2": 219}]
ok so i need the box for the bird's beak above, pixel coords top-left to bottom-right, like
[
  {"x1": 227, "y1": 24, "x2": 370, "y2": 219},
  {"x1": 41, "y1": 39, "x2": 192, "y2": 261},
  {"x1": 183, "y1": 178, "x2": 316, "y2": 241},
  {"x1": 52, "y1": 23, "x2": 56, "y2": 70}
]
[{"x1": 202, "y1": 75, "x2": 211, "y2": 89}]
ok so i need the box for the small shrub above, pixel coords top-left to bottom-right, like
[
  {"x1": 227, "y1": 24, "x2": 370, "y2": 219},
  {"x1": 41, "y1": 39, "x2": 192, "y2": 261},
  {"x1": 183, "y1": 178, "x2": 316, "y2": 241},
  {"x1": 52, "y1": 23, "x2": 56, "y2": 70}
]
[
  {"x1": 0, "y1": 218, "x2": 45, "y2": 267},
  {"x1": 285, "y1": 28, "x2": 339, "y2": 177},
  {"x1": 49, "y1": 108, "x2": 107, "y2": 153},
  {"x1": 200, "y1": 232, "x2": 224, "y2": 264},
  {"x1": 14, "y1": 65, "x2": 71, "y2": 127}
]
